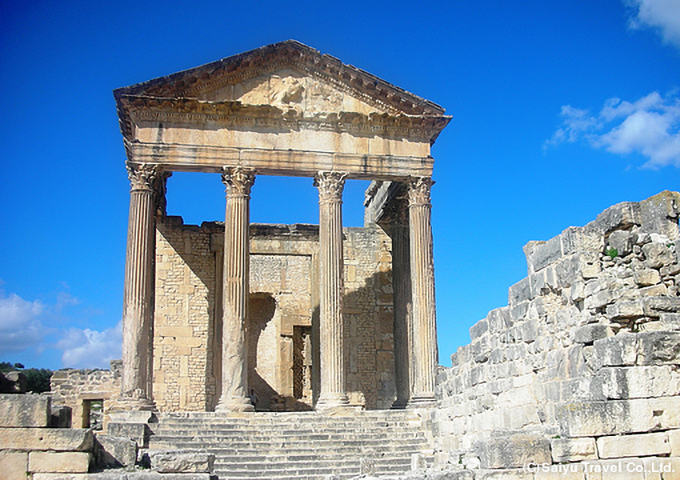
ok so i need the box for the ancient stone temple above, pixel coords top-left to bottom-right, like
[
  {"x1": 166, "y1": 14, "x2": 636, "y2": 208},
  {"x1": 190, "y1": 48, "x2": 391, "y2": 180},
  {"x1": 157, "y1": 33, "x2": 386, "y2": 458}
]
[
  {"x1": 7, "y1": 41, "x2": 680, "y2": 480},
  {"x1": 113, "y1": 40, "x2": 451, "y2": 413}
]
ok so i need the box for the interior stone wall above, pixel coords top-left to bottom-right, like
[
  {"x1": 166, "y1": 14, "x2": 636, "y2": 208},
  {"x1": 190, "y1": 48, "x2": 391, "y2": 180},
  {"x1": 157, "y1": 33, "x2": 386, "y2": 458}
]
[
  {"x1": 151, "y1": 218, "x2": 396, "y2": 412},
  {"x1": 433, "y1": 191, "x2": 680, "y2": 476},
  {"x1": 153, "y1": 218, "x2": 218, "y2": 412}
]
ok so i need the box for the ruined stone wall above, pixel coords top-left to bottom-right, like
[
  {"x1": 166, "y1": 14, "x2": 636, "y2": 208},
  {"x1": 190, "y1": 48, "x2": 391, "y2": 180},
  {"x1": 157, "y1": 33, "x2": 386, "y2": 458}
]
[
  {"x1": 434, "y1": 191, "x2": 680, "y2": 475},
  {"x1": 152, "y1": 219, "x2": 396, "y2": 412},
  {"x1": 50, "y1": 360, "x2": 122, "y2": 429},
  {"x1": 153, "y1": 218, "x2": 218, "y2": 412},
  {"x1": 344, "y1": 225, "x2": 396, "y2": 409}
]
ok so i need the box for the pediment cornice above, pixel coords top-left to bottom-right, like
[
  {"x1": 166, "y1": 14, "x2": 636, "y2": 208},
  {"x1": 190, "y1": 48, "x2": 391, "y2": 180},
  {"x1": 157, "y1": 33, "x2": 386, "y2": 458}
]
[{"x1": 114, "y1": 40, "x2": 446, "y2": 117}]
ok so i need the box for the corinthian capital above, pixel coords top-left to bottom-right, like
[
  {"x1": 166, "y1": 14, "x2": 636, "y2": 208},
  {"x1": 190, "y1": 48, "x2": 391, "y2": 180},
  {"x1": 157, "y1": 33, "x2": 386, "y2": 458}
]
[
  {"x1": 314, "y1": 171, "x2": 348, "y2": 204},
  {"x1": 407, "y1": 176, "x2": 434, "y2": 207},
  {"x1": 221, "y1": 166, "x2": 256, "y2": 197},
  {"x1": 126, "y1": 163, "x2": 160, "y2": 192},
  {"x1": 384, "y1": 190, "x2": 410, "y2": 226}
]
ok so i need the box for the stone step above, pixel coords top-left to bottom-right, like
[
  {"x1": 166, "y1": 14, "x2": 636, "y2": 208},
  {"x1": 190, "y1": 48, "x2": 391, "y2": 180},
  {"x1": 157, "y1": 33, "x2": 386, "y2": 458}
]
[
  {"x1": 150, "y1": 424, "x2": 429, "y2": 434},
  {"x1": 216, "y1": 456, "x2": 412, "y2": 468},
  {"x1": 214, "y1": 458, "x2": 430, "y2": 479},
  {"x1": 149, "y1": 441, "x2": 428, "y2": 455},
  {"x1": 152, "y1": 428, "x2": 423, "y2": 438},
  {"x1": 150, "y1": 431, "x2": 426, "y2": 442},
  {"x1": 153, "y1": 421, "x2": 422, "y2": 430},
  {"x1": 148, "y1": 410, "x2": 434, "y2": 479}
]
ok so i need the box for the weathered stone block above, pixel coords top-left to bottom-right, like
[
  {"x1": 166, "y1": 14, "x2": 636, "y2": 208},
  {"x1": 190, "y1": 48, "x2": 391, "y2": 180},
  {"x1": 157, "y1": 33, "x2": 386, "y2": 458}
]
[
  {"x1": 535, "y1": 463, "x2": 586, "y2": 480},
  {"x1": 425, "y1": 470, "x2": 475, "y2": 480},
  {"x1": 556, "y1": 397, "x2": 680, "y2": 437},
  {"x1": 640, "y1": 190, "x2": 680, "y2": 238},
  {"x1": 608, "y1": 230, "x2": 637, "y2": 257},
  {"x1": 584, "y1": 289, "x2": 620, "y2": 310},
  {"x1": 635, "y1": 268, "x2": 662, "y2": 286},
  {"x1": 643, "y1": 297, "x2": 680, "y2": 315},
  {"x1": 28, "y1": 451, "x2": 91, "y2": 473},
  {"x1": 529, "y1": 267, "x2": 557, "y2": 297},
  {"x1": 517, "y1": 319, "x2": 538, "y2": 343},
  {"x1": 606, "y1": 301, "x2": 644, "y2": 320},
  {"x1": 591, "y1": 334, "x2": 637, "y2": 369},
  {"x1": 643, "y1": 243, "x2": 673, "y2": 269},
  {"x1": 0, "y1": 427, "x2": 94, "y2": 451},
  {"x1": 487, "y1": 307, "x2": 512, "y2": 334},
  {"x1": 478, "y1": 470, "x2": 534, "y2": 480},
  {"x1": 525, "y1": 236, "x2": 563, "y2": 273},
  {"x1": 597, "y1": 432, "x2": 670, "y2": 458},
  {"x1": 474, "y1": 434, "x2": 551, "y2": 469},
  {"x1": 555, "y1": 254, "x2": 581, "y2": 288},
  {"x1": 597, "y1": 365, "x2": 680, "y2": 399},
  {"x1": 590, "y1": 201, "x2": 641, "y2": 235},
  {"x1": 550, "y1": 437, "x2": 596, "y2": 462},
  {"x1": 509, "y1": 278, "x2": 532, "y2": 306},
  {"x1": 0, "y1": 371, "x2": 27, "y2": 393},
  {"x1": 0, "y1": 393, "x2": 50, "y2": 427},
  {"x1": 669, "y1": 428, "x2": 680, "y2": 456},
  {"x1": 106, "y1": 422, "x2": 150, "y2": 448},
  {"x1": 32, "y1": 474, "x2": 213, "y2": 480},
  {"x1": 50, "y1": 404, "x2": 72, "y2": 428},
  {"x1": 573, "y1": 324, "x2": 612, "y2": 344},
  {"x1": 0, "y1": 451, "x2": 28, "y2": 480},
  {"x1": 636, "y1": 332, "x2": 680, "y2": 365},
  {"x1": 147, "y1": 450, "x2": 214, "y2": 474},
  {"x1": 470, "y1": 319, "x2": 488, "y2": 341},
  {"x1": 95, "y1": 434, "x2": 137, "y2": 468}
]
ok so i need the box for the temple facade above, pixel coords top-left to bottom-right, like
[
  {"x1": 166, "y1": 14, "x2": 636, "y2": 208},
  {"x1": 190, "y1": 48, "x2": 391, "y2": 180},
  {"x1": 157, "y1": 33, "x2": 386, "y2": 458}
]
[{"x1": 113, "y1": 41, "x2": 450, "y2": 413}]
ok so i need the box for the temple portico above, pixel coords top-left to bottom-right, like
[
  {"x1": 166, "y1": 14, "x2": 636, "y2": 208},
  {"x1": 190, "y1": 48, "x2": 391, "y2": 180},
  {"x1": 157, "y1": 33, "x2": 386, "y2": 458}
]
[{"x1": 114, "y1": 41, "x2": 450, "y2": 412}]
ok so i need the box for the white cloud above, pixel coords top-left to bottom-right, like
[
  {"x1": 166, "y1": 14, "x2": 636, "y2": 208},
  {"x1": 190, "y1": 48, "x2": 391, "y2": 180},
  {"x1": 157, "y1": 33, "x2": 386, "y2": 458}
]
[
  {"x1": 626, "y1": 0, "x2": 680, "y2": 49},
  {"x1": 545, "y1": 91, "x2": 680, "y2": 168},
  {"x1": 56, "y1": 321, "x2": 122, "y2": 369},
  {"x1": 0, "y1": 293, "x2": 46, "y2": 354},
  {"x1": 56, "y1": 292, "x2": 80, "y2": 310}
]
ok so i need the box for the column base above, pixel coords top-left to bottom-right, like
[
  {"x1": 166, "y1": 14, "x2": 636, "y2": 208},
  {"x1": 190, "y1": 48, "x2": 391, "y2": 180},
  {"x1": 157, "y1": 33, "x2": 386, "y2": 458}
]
[
  {"x1": 391, "y1": 399, "x2": 408, "y2": 409},
  {"x1": 406, "y1": 393, "x2": 436, "y2": 409},
  {"x1": 315, "y1": 392, "x2": 350, "y2": 410},
  {"x1": 110, "y1": 394, "x2": 157, "y2": 413},
  {"x1": 215, "y1": 395, "x2": 255, "y2": 413}
]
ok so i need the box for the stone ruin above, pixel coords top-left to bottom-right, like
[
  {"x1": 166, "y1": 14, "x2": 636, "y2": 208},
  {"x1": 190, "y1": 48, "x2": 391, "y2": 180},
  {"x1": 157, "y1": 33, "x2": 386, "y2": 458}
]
[
  {"x1": 431, "y1": 190, "x2": 680, "y2": 478},
  {"x1": 1, "y1": 41, "x2": 679, "y2": 479}
]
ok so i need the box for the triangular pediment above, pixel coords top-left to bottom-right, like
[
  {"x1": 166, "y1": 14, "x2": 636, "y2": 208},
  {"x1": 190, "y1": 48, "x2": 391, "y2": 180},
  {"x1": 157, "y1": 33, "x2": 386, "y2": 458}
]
[
  {"x1": 114, "y1": 40, "x2": 446, "y2": 117},
  {"x1": 197, "y1": 67, "x2": 384, "y2": 116}
]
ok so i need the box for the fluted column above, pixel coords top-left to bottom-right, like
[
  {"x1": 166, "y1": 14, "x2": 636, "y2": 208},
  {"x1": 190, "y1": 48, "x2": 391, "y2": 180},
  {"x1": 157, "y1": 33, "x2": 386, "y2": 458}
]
[
  {"x1": 314, "y1": 171, "x2": 350, "y2": 409},
  {"x1": 216, "y1": 166, "x2": 256, "y2": 412},
  {"x1": 120, "y1": 162, "x2": 159, "y2": 410},
  {"x1": 407, "y1": 176, "x2": 438, "y2": 406},
  {"x1": 389, "y1": 192, "x2": 412, "y2": 408}
]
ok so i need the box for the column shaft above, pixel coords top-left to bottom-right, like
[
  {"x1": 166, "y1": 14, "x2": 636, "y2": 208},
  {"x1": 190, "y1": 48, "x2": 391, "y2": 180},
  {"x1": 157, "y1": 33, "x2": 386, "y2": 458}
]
[
  {"x1": 120, "y1": 163, "x2": 158, "y2": 410},
  {"x1": 407, "y1": 177, "x2": 438, "y2": 406},
  {"x1": 315, "y1": 171, "x2": 350, "y2": 408},
  {"x1": 390, "y1": 194, "x2": 412, "y2": 408},
  {"x1": 216, "y1": 167, "x2": 256, "y2": 412}
]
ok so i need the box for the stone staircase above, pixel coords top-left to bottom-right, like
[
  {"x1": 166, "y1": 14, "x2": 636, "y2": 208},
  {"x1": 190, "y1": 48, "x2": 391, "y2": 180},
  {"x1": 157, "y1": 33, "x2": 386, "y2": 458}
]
[{"x1": 147, "y1": 409, "x2": 435, "y2": 479}]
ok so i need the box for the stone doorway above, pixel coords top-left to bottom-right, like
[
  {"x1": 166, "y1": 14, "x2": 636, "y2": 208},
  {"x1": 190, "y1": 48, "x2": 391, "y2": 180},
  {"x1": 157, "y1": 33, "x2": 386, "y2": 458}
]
[
  {"x1": 247, "y1": 294, "x2": 279, "y2": 411},
  {"x1": 246, "y1": 294, "x2": 315, "y2": 411},
  {"x1": 293, "y1": 326, "x2": 312, "y2": 405}
]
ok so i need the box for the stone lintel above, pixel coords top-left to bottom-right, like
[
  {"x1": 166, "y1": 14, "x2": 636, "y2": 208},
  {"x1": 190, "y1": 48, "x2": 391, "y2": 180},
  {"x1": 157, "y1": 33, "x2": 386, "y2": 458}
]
[{"x1": 125, "y1": 142, "x2": 434, "y2": 180}]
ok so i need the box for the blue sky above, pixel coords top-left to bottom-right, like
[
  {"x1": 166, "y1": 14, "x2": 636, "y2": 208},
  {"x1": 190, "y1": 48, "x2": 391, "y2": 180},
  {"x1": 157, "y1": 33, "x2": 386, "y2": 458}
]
[{"x1": 1, "y1": 0, "x2": 679, "y2": 371}]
